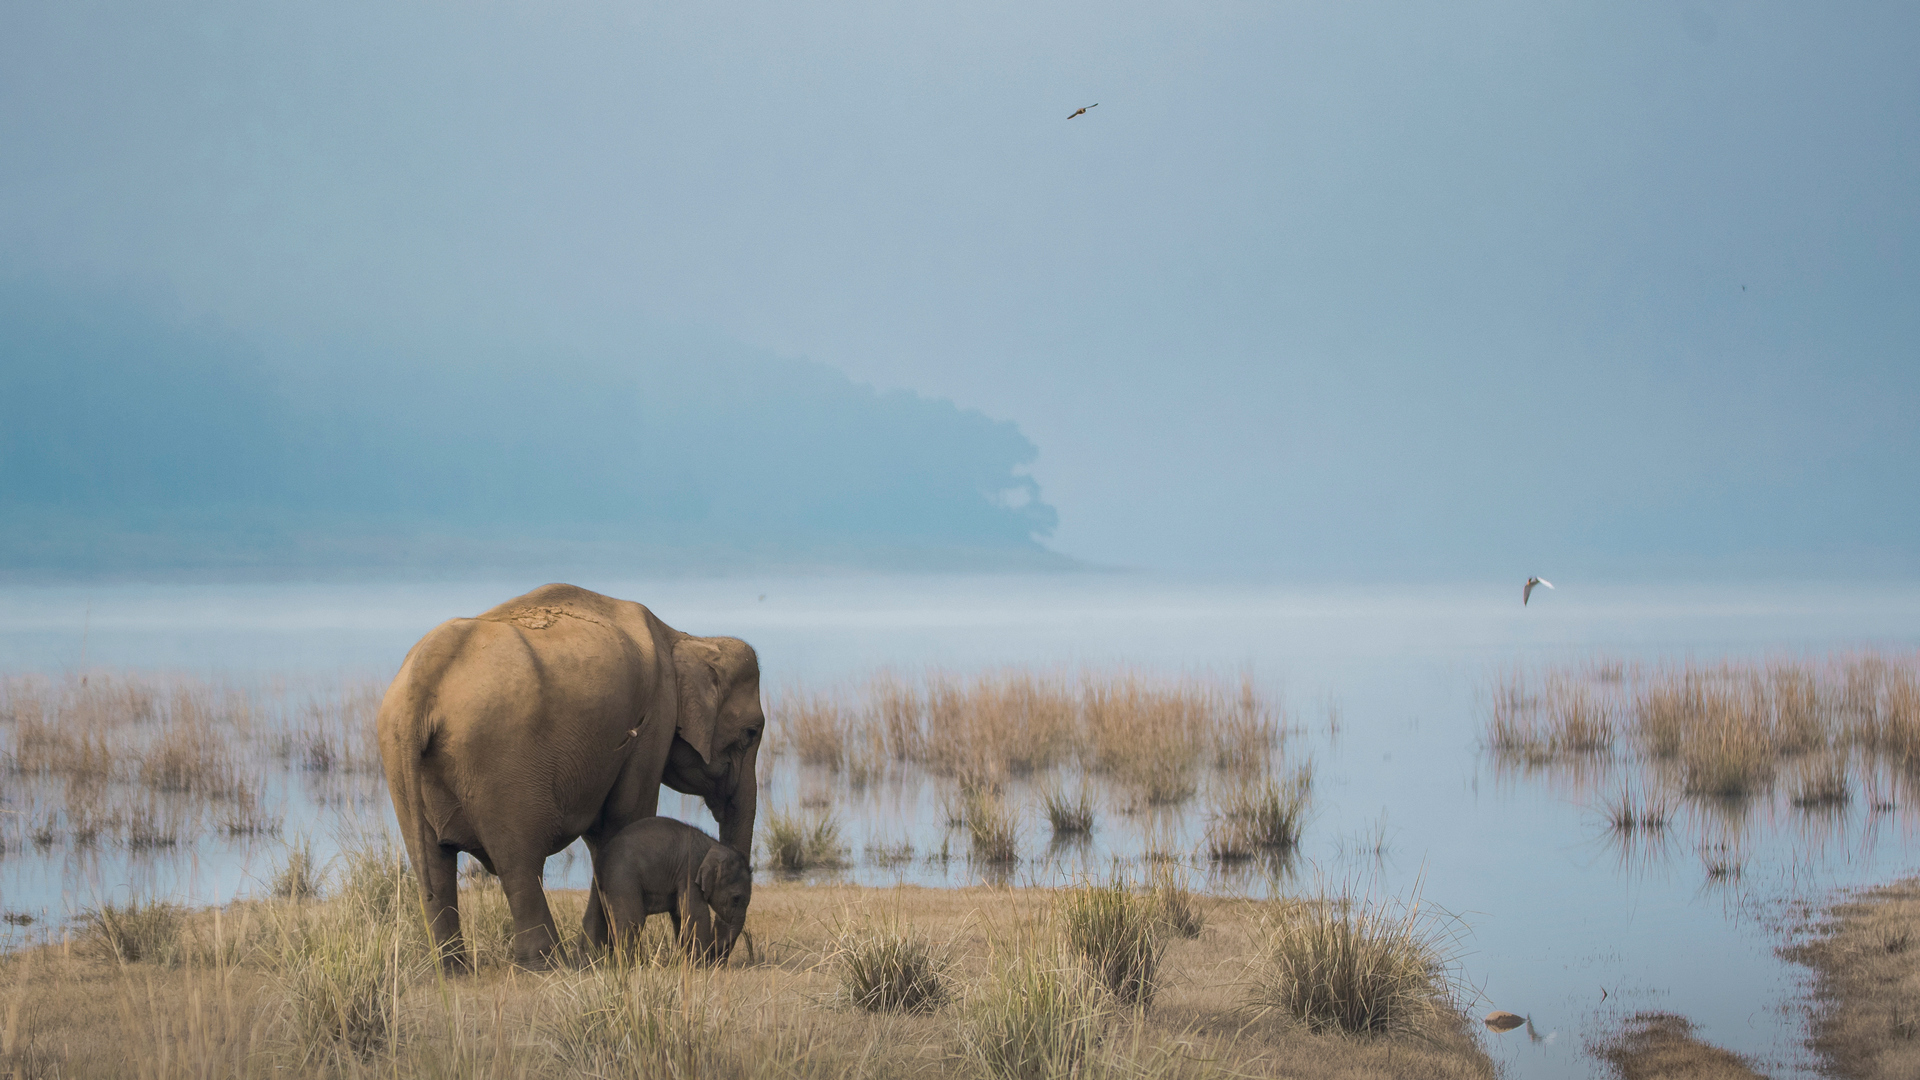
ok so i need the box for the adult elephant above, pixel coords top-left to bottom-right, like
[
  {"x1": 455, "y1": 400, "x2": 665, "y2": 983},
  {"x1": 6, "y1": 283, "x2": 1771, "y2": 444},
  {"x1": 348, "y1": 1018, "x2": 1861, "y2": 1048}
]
[{"x1": 376, "y1": 583, "x2": 764, "y2": 969}]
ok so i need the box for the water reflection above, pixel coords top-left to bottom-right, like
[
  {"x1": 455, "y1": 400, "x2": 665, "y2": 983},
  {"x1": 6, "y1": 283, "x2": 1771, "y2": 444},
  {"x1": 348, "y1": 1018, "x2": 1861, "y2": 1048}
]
[
  {"x1": 1490, "y1": 654, "x2": 1920, "y2": 895},
  {"x1": 0, "y1": 670, "x2": 393, "y2": 946}
]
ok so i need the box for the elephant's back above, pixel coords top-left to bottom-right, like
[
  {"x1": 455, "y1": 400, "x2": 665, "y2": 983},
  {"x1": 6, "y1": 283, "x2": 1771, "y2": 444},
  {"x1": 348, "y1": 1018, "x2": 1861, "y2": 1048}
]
[
  {"x1": 417, "y1": 613, "x2": 654, "y2": 770},
  {"x1": 475, "y1": 583, "x2": 670, "y2": 640}
]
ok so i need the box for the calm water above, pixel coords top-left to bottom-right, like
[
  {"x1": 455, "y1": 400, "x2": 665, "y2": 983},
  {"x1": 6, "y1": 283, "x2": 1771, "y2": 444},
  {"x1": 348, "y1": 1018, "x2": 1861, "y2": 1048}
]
[{"x1": 4, "y1": 572, "x2": 1919, "y2": 1078}]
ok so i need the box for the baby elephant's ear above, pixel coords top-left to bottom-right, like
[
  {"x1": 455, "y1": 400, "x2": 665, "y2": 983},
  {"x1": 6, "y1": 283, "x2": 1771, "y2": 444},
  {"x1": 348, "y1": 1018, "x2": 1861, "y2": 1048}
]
[{"x1": 696, "y1": 847, "x2": 727, "y2": 897}]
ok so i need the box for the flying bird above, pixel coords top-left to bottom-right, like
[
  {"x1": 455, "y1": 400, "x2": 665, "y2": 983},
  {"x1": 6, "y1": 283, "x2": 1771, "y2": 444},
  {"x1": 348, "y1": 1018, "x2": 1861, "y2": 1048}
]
[
  {"x1": 1523, "y1": 577, "x2": 1554, "y2": 605},
  {"x1": 1068, "y1": 103, "x2": 1098, "y2": 119}
]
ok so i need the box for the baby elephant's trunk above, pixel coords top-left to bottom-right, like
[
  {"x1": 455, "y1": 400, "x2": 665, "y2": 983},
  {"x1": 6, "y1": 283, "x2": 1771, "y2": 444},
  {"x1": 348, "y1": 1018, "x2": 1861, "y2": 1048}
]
[{"x1": 710, "y1": 917, "x2": 744, "y2": 963}]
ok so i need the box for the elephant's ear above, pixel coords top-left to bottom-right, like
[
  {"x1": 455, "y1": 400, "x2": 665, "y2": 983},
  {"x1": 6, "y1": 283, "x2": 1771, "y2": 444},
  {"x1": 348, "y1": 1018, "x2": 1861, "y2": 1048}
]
[
  {"x1": 678, "y1": 879, "x2": 716, "y2": 961},
  {"x1": 695, "y1": 846, "x2": 726, "y2": 898},
  {"x1": 672, "y1": 638, "x2": 722, "y2": 764}
]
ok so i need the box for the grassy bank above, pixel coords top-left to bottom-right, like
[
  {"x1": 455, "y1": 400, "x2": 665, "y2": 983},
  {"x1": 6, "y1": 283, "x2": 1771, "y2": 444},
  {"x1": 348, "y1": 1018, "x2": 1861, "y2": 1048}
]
[
  {"x1": 0, "y1": 872, "x2": 1491, "y2": 1079},
  {"x1": 1784, "y1": 876, "x2": 1920, "y2": 1080}
]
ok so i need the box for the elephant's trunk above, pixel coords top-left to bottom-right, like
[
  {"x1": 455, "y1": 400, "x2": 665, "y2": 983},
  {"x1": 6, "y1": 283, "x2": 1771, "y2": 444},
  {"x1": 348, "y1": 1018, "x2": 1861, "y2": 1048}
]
[
  {"x1": 713, "y1": 917, "x2": 744, "y2": 963},
  {"x1": 713, "y1": 760, "x2": 756, "y2": 858}
]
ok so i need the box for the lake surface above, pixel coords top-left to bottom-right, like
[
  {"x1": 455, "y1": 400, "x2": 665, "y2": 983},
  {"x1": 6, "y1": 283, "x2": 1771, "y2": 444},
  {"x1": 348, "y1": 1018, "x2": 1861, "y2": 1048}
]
[{"x1": 4, "y1": 572, "x2": 1920, "y2": 1078}]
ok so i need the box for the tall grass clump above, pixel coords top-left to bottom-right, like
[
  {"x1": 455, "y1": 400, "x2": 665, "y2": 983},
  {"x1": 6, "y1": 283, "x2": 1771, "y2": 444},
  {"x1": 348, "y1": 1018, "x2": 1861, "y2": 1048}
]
[
  {"x1": 543, "y1": 963, "x2": 726, "y2": 1078},
  {"x1": 868, "y1": 669, "x2": 925, "y2": 762},
  {"x1": 1149, "y1": 868, "x2": 1204, "y2": 940},
  {"x1": 269, "y1": 832, "x2": 425, "y2": 1058},
  {"x1": 272, "y1": 907, "x2": 409, "y2": 1058},
  {"x1": 1484, "y1": 671, "x2": 1548, "y2": 762},
  {"x1": 1247, "y1": 889, "x2": 1460, "y2": 1037},
  {"x1": 276, "y1": 681, "x2": 384, "y2": 774},
  {"x1": 1208, "y1": 768, "x2": 1311, "y2": 859},
  {"x1": 83, "y1": 898, "x2": 187, "y2": 965},
  {"x1": 272, "y1": 837, "x2": 320, "y2": 900},
  {"x1": 778, "y1": 690, "x2": 850, "y2": 769},
  {"x1": 1678, "y1": 709, "x2": 1776, "y2": 798},
  {"x1": 1203, "y1": 673, "x2": 1283, "y2": 775},
  {"x1": 1043, "y1": 786, "x2": 1096, "y2": 837},
  {"x1": 763, "y1": 809, "x2": 847, "y2": 872},
  {"x1": 1602, "y1": 786, "x2": 1674, "y2": 833},
  {"x1": 768, "y1": 667, "x2": 1289, "y2": 804},
  {"x1": 1542, "y1": 674, "x2": 1614, "y2": 753},
  {"x1": 1634, "y1": 662, "x2": 1829, "y2": 787},
  {"x1": 1081, "y1": 676, "x2": 1210, "y2": 806},
  {"x1": 333, "y1": 832, "x2": 414, "y2": 923},
  {"x1": 1789, "y1": 757, "x2": 1851, "y2": 809},
  {"x1": 921, "y1": 669, "x2": 1079, "y2": 786},
  {"x1": 965, "y1": 791, "x2": 1020, "y2": 863},
  {"x1": 960, "y1": 937, "x2": 1109, "y2": 1080},
  {"x1": 829, "y1": 916, "x2": 950, "y2": 1013},
  {"x1": 1058, "y1": 882, "x2": 1164, "y2": 1007}
]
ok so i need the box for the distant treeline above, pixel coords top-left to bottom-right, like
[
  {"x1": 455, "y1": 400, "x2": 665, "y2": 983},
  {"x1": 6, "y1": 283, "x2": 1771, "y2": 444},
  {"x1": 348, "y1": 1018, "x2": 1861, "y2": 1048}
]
[{"x1": 0, "y1": 280, "x2": 1062, "y2": 575}]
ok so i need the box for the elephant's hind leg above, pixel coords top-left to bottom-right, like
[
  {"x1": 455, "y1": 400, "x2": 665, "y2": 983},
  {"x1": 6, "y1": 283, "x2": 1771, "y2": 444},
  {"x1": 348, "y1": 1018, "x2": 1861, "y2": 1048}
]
[
  {"x1": 419, "y1": 841, "x2": 468, "y2": 973},
  {"x1": 495, "y1": 857, "x2": 562, "y2": 969}
]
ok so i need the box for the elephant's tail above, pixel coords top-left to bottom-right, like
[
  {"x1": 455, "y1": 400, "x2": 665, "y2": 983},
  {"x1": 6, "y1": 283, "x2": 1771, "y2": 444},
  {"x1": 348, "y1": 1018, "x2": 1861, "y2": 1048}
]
[{"x1": 378, "y1": 647, "x2": 445, "y2": 910}]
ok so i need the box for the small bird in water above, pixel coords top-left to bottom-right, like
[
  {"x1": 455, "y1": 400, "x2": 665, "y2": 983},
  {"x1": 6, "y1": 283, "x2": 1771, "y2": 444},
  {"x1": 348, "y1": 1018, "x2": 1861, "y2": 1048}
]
[
  {"x1": 1067, "y1": 103, "x2": 1098, "y2": 119},
  {"x1": 1524, "y1": 577, "x2": 1554, "y2": 605}
]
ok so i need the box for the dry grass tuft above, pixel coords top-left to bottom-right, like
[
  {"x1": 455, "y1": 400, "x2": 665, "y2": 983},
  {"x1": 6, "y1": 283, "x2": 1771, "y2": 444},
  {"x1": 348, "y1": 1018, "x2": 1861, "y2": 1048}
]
[
  {"x1": 1058, "y1": 881, "x2": 1165, "y2": 1007},
  {"x1": 1207, "y1": 768, "x2": 1311, "y2": 860},
  {"x1": 0, "y1": 672, "x2": 381, "y2": 869},
  {"x1": 1247, "y1": 888, "x2": 1461, "y2": 1037},
  {"x1": 272, "y1": 837, "x2": 321, "y2": 901},
  {"x1": 964, "y1": 791, "x2": 1020, "y2": 864},
  {"x1": 763, "y1": 809, "x2": 848, "y2": 873},
  {"x1": 779, "y1": 690, "x2": 852, "y2": 769},
  {"x1": 1043, "y1": 785, "x2": 1096, "y2": 837},
  {"x1": 83, "y1": 898, "x2": 188, "y2": 965},
  {"x1": 1490, "y1": 653, "x2": 1920, "y2": 823},
  {"x1": 959, "y1": 934, "x2": 1110, "y2": 1080},
  {"x1": 1790, "y1": 757, "x2": 1853, "y2": 809},
  {"x1": 828, "y1": 915, "x2": 951, "y2": 1013},
  {"x1": 264, "y1": 832, "x2": 429, "y2": 1060},
  {"x1": 1602, "y1": 786, "x2": 1675, "y2": 833},
  {"x1": 542, "y1": 961, "x2": 726, "y2": 1077},
  {"x1": 1149, "y1": 869, "x2": 1205, "y2": 940}
]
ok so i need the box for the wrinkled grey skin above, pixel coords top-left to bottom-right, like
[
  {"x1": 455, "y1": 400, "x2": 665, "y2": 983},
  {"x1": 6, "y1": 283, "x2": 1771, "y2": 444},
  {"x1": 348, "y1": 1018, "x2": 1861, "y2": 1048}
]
[
  {"x1": 376, "y1": 583, "x2": 764, "y2": 970},
  {"x1": 600, "y1": 816, "x2": 752, "y2": 964}
]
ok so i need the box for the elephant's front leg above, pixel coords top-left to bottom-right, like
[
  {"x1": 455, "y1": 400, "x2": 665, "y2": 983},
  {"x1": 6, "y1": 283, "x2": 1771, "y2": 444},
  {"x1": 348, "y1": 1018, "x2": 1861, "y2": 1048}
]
[{"x1": 581, "y1": 837, "x2": 612, "y2": 950}]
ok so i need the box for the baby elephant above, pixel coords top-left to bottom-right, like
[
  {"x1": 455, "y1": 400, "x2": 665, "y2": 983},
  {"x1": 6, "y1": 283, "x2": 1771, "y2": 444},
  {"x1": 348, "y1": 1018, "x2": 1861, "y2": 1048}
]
[{"x1": 599, "y1": 816, "x2": 752, "y2": 964}]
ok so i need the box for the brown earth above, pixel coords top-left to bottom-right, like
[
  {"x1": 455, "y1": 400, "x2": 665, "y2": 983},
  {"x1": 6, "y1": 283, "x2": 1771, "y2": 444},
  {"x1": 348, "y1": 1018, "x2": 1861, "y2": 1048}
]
[{"x1": 0, "y1": 882, "x2": 1497, "y2": 1079}]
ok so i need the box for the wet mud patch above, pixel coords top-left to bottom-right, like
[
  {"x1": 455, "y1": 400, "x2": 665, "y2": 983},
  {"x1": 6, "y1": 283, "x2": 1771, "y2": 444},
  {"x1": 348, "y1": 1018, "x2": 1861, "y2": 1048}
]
[{"x1": 1592, "y1": 1012, "x2": 1764, "y2": 1079}]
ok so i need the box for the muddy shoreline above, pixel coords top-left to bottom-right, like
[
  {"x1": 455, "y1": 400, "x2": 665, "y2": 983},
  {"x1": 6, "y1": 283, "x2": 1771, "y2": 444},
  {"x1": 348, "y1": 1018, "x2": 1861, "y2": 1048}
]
[{"x1": 1781, "y1": 876, "x2": 1920, "y2": 1080}]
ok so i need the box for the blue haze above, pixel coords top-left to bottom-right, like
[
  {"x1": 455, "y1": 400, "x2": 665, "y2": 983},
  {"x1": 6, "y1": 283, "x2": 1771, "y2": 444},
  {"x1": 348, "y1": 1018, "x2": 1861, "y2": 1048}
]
[
  {"x1": 0, "y1": 2, "x2": 1916, "y2": 576},
  {"x1": 0, "y1": 281, "x2": 1058, "y2": 573}
]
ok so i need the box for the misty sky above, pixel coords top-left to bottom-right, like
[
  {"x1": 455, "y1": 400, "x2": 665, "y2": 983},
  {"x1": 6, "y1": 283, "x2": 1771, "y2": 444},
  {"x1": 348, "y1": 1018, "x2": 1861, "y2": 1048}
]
[{"x1": 3, "y1": 2, "x2": 1916, "y2": 576}]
